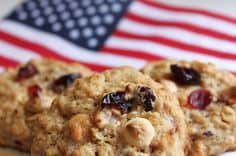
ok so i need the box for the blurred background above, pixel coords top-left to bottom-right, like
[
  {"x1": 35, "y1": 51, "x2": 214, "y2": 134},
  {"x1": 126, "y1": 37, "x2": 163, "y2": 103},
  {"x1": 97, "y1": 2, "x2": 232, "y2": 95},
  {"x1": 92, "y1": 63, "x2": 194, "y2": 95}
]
[
  {"x1": 1, "y1": 0, "x2": 236, "y2": 18},
  {"x1": 1, "y1": 0, "x2": 236, "y2": 73},
  {"x1": 0, "y1": 0, "x2": 236, "y2": 70}
]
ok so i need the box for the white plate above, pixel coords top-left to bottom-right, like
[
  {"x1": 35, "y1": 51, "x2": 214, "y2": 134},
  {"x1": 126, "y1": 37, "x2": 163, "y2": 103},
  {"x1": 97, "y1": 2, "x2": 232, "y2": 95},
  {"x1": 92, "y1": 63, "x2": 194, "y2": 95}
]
[{"x1": 0, "y1": 148, "x2": 235, "y2": 156}]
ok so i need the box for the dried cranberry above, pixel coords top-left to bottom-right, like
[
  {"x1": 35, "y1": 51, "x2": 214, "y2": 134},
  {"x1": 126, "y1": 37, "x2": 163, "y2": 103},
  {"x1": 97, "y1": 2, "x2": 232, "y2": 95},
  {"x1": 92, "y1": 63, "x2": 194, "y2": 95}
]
[
  {"x1": 101, "y1": 91, "x2": 132, "y2": 113},
  {"x1": 28, "y1": 84, "x2": 42, "y2": 97},
  {"x1": 187, "y1": 89, "x2": 212, "y2": 110},
  {"x1": 52, "y1": 73, "x2": 81, "y2": 93},
  {"x1": 17, "y1": 64, "x2": 38, "y2": 81},
  {"x1": 138, "y1": 87, "x2": 156, "y2": 112},
  {"x1": 170, "y1": 64, "x2": 200, "y2": 85}
]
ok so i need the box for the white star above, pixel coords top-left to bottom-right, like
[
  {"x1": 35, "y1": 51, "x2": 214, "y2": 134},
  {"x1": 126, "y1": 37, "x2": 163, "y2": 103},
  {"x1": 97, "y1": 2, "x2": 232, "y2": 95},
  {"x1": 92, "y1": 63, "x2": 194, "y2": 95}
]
[
  {"x1": 78, "y1": 17, "x2": 88, "y2": 27},
  {"x1": 69, "y1": 29, "x2": 80, "y2": 39},
  {"x1": 40, "y1": 1, "x2": 49, "y2": 8},
  {"x1": 104, "y1": 14, "x2": 114, "y2": 24},
  {"x1": 69, "y1": 2, "x2": 79, "y2": 10},
  {"x1": 31, "y1": 9, "x2": 40, "y2": 18},
  {"x1": 65, "y1": 20, "x2": 75, "y2": 29},
  {"x1": 91, "y1": 15, "x2": 101, "y2": 25},
  {"x1": 61, "y1": 12, "x2": 70, "y2": 20},
  {"x1": 48, "y1": 14, "x2": 57, "y2": 23},
  {"x1": 44, "y1": 7, "x2": 53, "y2": 15},
  {"x1": 96, "y1": 26, "x2": 107, "y2": 36},
  {"x1": 82, "y1": 28, "x2": 93, "y2": 38},
  {"x1": 52, "y1": 23, "x2": 62, "y2": 32},
  {"x1": 52, "y1": 0, "x2": 61, "y2": 5},
  {"x1": 86, "y1": 6, "x2": 96, "y2": 15},
  {"x1": 81, "y1": 0, "x2": 91, "y2": 7},
  {"x1": 95, "y1": 0, "x2": 104, "y2": 5},
  {"x1": 73, "y1": 10, "x2": 83, "y2": 17},
  {"x1": 112, "y1": 3, "x2": 122, "y2": 13},
  {"x1": 99, "y1": 4, "x2": 109, "y2": 14},
  {"x1": 88, "y1": 38, "x2": 98, "y2": 47},
  {"x1": 35, "y1": 17, "x2": 45, "y2": 26},
  {"x1": 27, "y1": 2, "x2": 36, "y2": 10},
  {"x1": 56, "y1": 4, "x2": 66, "y2": 12}
]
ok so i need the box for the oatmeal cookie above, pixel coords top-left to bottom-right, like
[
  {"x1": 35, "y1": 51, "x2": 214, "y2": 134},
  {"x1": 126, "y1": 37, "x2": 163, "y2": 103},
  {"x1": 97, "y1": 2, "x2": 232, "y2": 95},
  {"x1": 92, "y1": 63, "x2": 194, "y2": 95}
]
[
  {"x1": 142, "y1": 60, "x2": 236, "y2": 156},
  {"x1": 0, "y1": 59, "x2": 92, "y2": 151},
  {"x1": 30, "y1": 67, "x2": 187, "y2": 156}
]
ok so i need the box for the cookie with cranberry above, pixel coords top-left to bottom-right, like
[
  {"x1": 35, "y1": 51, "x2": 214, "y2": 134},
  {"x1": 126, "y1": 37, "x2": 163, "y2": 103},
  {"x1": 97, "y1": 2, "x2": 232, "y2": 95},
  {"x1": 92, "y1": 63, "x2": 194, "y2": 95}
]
[
  {"x1": 142, "y1": 60, "x2": 236, "y2": 156},
  {"x1": 30, "y1": 67, "x2": 188, "y2": 156},
  {"x1": 0, "y1": 59, "x2": 92, "y2": 151}
]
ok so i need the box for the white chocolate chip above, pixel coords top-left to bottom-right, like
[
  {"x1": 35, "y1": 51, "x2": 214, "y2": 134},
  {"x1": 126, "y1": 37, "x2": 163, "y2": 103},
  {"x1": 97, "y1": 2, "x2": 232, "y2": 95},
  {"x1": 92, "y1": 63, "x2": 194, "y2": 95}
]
[
  {"x1": 25, "y1": 94, "x2": 54, "y2": 113},
  {"x1": 160, "y1": 80, "x2": 178, "y2": 93},
  {"x1": 122, "y1": 117, "x2": 155, "y2": 147},
  {"x1": 68, "y1": 114, "x2": 91, "y2": 142},
  {"x1": 94, "y1": 110, "x2": 112, "y2": 129},
  {"x1": 221, "y1": 106, "x2": 236, "y2": 124}
]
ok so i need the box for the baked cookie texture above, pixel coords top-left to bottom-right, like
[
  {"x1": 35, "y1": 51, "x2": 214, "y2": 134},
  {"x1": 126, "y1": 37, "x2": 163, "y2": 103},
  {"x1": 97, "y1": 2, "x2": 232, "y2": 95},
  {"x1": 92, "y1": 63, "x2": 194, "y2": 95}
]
[
  {"x1": 142, "y1": 60, "x2": 236, "y2": 156},
  {"x1": 30, "y1": 67, "x2": 187, "y2": 156},
  {"x1": 0, "y1": 59, "x2": 92, "y2": 151}
]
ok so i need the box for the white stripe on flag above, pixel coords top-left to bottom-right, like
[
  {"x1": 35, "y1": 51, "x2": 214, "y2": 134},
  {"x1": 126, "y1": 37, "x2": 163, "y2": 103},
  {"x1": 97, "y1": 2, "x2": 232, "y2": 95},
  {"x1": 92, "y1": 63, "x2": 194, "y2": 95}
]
[
  {"x1": 0, "y1": 40, "x2": 40, "y2": 62},
  {"x1": 0, "y1": 20, "x2": 147, "y2": 68},
  {"x1": 130, "y1": 1, "x2": 236, "y2": 36},
  {"x1": 106, "y1": 36, "x2": 236, "y2": 71},
  {"x1": 119, "y1": 19, "x2": 236, "y2": 54},
  {"x1": 0, "y1": 66, "x2": 4, "y2": 73}
]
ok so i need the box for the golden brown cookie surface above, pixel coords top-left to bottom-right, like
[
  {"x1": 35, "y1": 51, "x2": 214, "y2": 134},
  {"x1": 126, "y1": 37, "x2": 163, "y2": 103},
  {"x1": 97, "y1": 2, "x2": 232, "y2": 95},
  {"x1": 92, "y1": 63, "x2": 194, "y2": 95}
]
[
  {"x1": 31, "y1": 67, "x2": 187, "y2": 156},
  {"x1": 142, "y1": 60, "x2": 236, "y2": 156},
  {"x1": 0, "y1": 59, "x2": 92, "y2": 151}
]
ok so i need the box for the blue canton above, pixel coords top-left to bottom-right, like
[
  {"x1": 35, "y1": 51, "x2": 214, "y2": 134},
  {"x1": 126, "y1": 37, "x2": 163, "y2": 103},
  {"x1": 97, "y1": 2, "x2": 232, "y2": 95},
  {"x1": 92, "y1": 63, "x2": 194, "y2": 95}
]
[{"x1": 7, "y1": 0, "x2": 132, "y2": 50}]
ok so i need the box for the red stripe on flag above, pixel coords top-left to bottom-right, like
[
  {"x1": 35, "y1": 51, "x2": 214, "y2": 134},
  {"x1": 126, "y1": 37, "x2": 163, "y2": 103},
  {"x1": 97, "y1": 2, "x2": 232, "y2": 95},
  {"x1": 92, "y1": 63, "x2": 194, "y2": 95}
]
[
  {"x1": 113, "y1": 30, "x2": 236, "y2": 61},
  {"x1": 0, "y1": 31, "x2": 73, "y2": 62},
  {"x1": 101, "y1": 47, "x2": 164, "y2": 61},
  {"x1": 79, "y1": 62, "x2": 110, "y2": 72},
  {"x1": 0, "y1": 55, "x2": 19, "y2": 67},
  {"x1": 0, "y1": 30, "x2": 110, "y2": 72},
  {"x1": 126, "y1": 12, "x2": 236, "y2": 43},
  {"x1": 139, "y1": 0, "x2": 236, "y2": 25}
]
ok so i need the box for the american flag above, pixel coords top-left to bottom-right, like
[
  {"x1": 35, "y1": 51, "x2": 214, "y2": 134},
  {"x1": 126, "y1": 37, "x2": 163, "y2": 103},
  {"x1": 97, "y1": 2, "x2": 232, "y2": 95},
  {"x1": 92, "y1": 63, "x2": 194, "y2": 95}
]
[{"x1": 1, "y1": 0, "x2": 236, "y2": 73}]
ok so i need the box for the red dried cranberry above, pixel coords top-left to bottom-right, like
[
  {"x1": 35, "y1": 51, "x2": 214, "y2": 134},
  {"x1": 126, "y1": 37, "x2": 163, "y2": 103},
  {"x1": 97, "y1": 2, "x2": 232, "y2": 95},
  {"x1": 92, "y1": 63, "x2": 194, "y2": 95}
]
[
  {"x1": 28, "y1": 84, "x2": 42, "y2": 97},
  {"x1": 170, "y1": 64, "x2": 200, "y2": 85},
  {"x1": 17, "y1": 64, "x2": 38, "y2": 81},
  {"x1": 187, "y1": 89, "x2": 212, "y2": 110},
  {"x1": 52, "y1": 73, "x2": 81, "y2": 93},
  {"x1": 138, "y1": 87, "x2": 156, "y2": 112},
  {"x1": 101, "y1": 91, "x2": 132, "y2": 113}
]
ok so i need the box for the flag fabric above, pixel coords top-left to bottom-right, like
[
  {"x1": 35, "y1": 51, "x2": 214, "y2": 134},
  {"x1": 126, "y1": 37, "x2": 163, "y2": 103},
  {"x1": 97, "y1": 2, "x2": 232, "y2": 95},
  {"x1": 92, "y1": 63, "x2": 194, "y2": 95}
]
[{"x1": 1, "y1": 0, "x2": 236, "y2": 73}]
